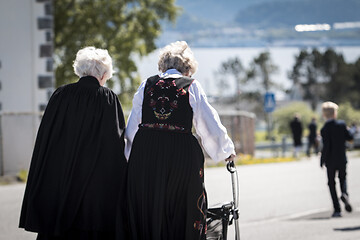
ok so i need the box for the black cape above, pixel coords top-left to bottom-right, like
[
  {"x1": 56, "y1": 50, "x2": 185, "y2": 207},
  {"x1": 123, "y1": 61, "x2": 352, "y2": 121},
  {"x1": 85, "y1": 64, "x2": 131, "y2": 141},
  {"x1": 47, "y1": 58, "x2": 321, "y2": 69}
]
[{"x1": 19, "y1": 76, "x2": 127, "y2": 236}]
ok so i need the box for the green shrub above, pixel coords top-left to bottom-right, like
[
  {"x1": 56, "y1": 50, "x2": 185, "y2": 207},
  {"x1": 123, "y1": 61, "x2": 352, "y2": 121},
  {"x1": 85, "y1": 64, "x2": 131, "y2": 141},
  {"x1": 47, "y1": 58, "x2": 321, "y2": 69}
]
[
  {"x1": 337, "y1": 102, "x2": 360, "y2": 125},
  {"x1": 17, "y1": 170, "x2": 28, "y2": 182},
  {"x1": 273, "y1": 101, "x2": 319, "y2": 135}
]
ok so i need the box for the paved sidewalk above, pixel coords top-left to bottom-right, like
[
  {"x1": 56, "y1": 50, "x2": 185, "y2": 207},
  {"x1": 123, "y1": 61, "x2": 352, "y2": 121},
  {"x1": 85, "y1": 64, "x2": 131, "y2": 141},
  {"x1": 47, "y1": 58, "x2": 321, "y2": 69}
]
[
  {"x1": 240, "y1": 209, "x2": 360, "y2": 240},
  {"x1": 0, "y1": 184, "x2": 36, "y2": 240},
  {"x1": 205, "y1": 152, "x2": 360, "y2": 239},
  {"x1": 1, "y1": 153, "x2": 359, "y2": 240}
]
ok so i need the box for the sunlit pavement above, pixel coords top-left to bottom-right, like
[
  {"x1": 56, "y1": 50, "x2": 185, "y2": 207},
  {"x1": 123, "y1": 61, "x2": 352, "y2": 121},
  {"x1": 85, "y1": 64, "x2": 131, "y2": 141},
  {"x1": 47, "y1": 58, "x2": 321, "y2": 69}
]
[
  {"x1": 1, "y1": 152, "x2": 359, "y2": 240},
  {"x1": 238, "y1": 210, "x2": 360, "y2": 240},
  {"x1": 205, "y1": 152, "x2": 360, "y2": 239},
  {"x1": 0, "y1": 184, "x2": 36, "y2": 240}
]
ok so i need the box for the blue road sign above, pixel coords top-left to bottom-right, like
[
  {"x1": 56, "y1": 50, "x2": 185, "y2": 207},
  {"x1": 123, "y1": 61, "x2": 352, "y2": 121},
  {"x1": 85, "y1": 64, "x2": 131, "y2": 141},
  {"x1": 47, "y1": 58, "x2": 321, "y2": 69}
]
[{"x1": 264, "y1": 92, "x2": 276, "y2": 113}]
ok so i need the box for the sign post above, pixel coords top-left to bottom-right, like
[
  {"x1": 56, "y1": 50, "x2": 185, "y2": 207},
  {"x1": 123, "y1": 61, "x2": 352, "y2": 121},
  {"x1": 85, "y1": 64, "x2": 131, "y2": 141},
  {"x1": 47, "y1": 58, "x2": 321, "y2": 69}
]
[
  {"x1": 264, "y1": 92, "x2": 276, "y2": 140},
  {"x1": 264, "y1": 92, "x2": 276, "y2": 113}
]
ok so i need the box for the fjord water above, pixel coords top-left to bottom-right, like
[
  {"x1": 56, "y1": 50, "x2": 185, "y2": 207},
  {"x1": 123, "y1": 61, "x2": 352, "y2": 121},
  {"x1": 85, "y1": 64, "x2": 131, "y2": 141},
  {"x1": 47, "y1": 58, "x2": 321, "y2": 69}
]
[{"x1": 136, "y1": 46, "x2": 360, "y2": 97}]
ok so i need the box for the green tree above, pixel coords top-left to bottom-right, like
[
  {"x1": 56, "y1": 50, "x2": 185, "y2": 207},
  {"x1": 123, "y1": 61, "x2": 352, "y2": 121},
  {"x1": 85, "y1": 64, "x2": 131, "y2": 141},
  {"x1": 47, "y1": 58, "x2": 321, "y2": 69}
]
[
  {"x1": 351, "y1": 58, "x2": 360, "y2": 108},
  {"x1": 337, "y1": 102, "x2": 360, "y2": 125},
  {"x1": 327, "y1": 55, "x2": 360, "y2": 109},
  {"x1": 216, "y1": 52, "x2": 280, "y2": 139},
  {"x1": 322, "y1": 49, "x2": 356, "y2": 107},
  {"x1": 247, "y1": 51, "x2": 279, "y2": 94},
  {"x1": 54, "y1": 0, "x2": 179, "y2": 105},
  {"x1": 247, "y1": 52, "x2": 279, "y2": 139},
  {"x1": 216, "y1": 57, "x2": 246, "y2": 104},
  {"x1": 289, "y1": 49, "x2": 326, "y2": 111},
  {"x1": 216, "y1": 52, "x2": 279, "y2": 103},
  {"x1": 289, "y1": 48, "x2": 360, "y2": 110}
]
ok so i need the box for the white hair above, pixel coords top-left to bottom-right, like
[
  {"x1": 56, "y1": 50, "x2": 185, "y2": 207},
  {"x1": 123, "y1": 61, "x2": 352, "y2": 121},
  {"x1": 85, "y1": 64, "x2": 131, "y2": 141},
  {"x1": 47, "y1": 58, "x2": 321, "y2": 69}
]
[
  {"x1": 73, "y1": 46, "x2": 114, "y2": 81},
  {"x1": 158, "y1": 41, "x2": 198, "y2": 76}
]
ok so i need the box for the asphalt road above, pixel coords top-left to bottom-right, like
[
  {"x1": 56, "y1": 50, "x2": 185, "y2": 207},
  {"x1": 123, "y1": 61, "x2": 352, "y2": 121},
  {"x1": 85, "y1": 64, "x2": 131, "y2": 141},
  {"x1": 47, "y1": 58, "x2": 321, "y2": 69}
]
[
  {"x1": 1, "y1": 153, "x2": 359, "y2": 240},
  {"x1": 205, "y1": 152, "x2": 360, "y2": 239}
]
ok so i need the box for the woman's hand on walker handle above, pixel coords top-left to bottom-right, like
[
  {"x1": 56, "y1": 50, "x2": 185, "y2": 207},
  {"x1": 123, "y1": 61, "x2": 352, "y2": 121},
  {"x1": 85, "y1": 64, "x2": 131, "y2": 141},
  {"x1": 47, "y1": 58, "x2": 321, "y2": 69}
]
[{"x1": 225, "y1": 154, "x2": 236, "y2": 162}]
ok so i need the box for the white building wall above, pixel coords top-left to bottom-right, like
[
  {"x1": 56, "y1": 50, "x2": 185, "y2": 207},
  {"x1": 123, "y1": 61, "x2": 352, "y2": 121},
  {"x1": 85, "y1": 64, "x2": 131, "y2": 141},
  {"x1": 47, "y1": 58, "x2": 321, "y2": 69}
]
[{"x1": 0, "y1": 0, "x2": 54, "y2": 175}]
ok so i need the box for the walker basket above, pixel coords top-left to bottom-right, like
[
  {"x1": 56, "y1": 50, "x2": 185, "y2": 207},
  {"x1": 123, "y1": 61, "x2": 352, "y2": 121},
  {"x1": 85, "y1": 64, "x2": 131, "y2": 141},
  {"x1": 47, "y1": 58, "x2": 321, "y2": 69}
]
[
  {"x1": 206, "y1": 161, "x2": 240, "y2": 240},
  {"x1": 206, "y1": 202, "x2": 233, "y2": 240}
]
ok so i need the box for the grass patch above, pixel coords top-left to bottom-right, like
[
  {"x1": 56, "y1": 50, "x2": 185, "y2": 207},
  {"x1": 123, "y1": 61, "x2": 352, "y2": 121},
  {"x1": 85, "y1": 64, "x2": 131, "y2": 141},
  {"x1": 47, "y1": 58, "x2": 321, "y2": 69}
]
[
  {"x1": 237, "y1": 154, "x2": 296, "y2": 165},
  {"x1": 0, "y1": 169, "x2": 28, "y2": 185},
  {"x1": 205, "y1": 154, "x2": 297, "y2": 168},
  {"x1": 255, "y1": 130, "x2": 283, "y2": 143},
  {"x1": 0, "y1": 175, "x2": 18, "y2": 185},
  {"x1": 17, "y1": 169, "x2": 28, "y2": 182},
  {"x1": 255, "y1": 130, "x2": 268, "y2": 143}
]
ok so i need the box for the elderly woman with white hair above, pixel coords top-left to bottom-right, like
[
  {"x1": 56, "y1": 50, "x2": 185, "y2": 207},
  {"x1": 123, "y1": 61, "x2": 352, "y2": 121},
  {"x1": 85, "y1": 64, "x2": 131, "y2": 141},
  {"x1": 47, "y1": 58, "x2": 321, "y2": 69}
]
[
  {"x1": 125, "y1": 41, "x2": 235, "y2": 239},
  {"x1": 19, "y1": 47, "x2": 128, "y2": 240}
]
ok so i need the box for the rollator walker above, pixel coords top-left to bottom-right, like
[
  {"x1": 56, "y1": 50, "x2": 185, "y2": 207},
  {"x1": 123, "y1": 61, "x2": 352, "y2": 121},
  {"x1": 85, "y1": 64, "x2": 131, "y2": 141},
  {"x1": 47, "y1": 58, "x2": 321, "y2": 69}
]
[{"x1": 206, "y1": 161, "x2": 240, "y2": 240}]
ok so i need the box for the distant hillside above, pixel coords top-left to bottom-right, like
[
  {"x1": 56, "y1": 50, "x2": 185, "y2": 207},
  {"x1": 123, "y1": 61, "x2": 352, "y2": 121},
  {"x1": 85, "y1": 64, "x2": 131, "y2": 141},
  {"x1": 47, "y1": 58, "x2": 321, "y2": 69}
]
[
  {"x1": 235, "y1": 0, "x2": 360, "y2": 28},
  {"x1": 159, "y1": 0, "x2": 360, "y2": 47},
  {"x1": 172, "y1": 0, "x2": 315, "y2": 25},
  {"x1": 175, "y1": 0, "x2": 262, "y2": 23}
]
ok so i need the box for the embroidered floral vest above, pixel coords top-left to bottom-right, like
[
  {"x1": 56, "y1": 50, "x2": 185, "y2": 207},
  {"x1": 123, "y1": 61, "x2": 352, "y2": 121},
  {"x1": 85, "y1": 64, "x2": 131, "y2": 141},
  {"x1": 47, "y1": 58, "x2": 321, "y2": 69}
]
[{"x1": 140, "y1": 75, "x2": 194, "y2": 133}]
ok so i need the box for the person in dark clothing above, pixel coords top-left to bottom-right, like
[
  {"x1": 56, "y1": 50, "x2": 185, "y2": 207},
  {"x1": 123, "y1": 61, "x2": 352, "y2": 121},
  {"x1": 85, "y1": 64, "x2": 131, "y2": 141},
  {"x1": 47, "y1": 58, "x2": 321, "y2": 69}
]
[
  {"x1": 290, "y1": 114, "x2": 303, "y2": 157},
  {"x1": 19, "y1": 47, "x2": 128, "y2": 239},
  {"x1": 306, "y1": 117, "x2": 319, "y2": 157},
  {"x1": 320, "y1": 101, "x2": 353, "y2": 218},
  {"x1": 124, "y1": 41, "x2": 235, "y2": 240}
]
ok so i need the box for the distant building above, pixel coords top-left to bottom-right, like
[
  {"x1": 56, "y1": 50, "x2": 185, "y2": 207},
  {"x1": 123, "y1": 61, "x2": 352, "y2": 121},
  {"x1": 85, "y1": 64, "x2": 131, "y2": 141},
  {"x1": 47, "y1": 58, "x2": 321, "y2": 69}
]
[{"x1": 0, "y1": 0, "x2": 54, "y2": 175}]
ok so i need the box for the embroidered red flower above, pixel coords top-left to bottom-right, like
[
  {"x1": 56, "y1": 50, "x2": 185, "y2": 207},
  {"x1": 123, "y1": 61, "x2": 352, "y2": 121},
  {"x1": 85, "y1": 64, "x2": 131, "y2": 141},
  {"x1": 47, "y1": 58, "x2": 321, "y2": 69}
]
[{"x1": 156, "y1": 80, "x2": 165, "y2": 88}]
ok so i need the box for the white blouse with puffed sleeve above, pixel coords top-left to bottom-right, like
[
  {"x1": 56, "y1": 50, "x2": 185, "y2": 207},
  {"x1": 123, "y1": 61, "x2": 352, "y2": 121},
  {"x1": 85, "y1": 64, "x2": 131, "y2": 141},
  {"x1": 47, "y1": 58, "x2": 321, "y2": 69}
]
[{"x1": 125, "y1": 73, "x2": 236, "y2": 162}]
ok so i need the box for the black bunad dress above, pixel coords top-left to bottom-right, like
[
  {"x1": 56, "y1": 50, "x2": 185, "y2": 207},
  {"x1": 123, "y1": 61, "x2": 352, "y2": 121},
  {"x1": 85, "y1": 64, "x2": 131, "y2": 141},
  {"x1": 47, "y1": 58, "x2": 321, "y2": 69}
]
[
  {"x1": 19, "y1": 76, "x2": 128, "y2": 240},
  {"x1": 125, "y1": 70, "x2": 235, "y2": 240}
]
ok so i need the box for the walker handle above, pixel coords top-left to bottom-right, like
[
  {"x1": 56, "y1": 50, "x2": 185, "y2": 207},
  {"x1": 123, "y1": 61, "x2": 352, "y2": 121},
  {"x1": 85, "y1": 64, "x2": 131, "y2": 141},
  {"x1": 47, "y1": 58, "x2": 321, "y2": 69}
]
[
  {"x1": 226, "y1": 161, "x2": 236, "y2": 173},
  {"x1": 226, "y1": 160, "x2": 240, "y2": 239}
]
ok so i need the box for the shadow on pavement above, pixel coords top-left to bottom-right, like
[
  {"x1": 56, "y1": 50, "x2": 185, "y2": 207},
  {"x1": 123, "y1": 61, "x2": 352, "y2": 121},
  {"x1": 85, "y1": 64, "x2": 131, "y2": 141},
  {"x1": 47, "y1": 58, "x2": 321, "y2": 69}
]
[
  {"x1": 334, "y1": 226, "x2": 360, "y2": 232},
  {"x1": 308, "y1": 216, "x2": 331, "y2": 220},
  {"x1": 290, "y1": 210, "x2": 360, "y2": 221},
  {"x1": 289, "y1": 211, "x2": 333, "y2": 221}
]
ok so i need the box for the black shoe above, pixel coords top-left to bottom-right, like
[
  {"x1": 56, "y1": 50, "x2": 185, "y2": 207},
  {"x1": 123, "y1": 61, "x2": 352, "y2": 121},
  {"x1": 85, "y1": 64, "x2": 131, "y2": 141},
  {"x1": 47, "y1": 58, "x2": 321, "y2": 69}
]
[
  {"x1": 341, "y1": 194, "x2": 352, "y2": 212},
  {"x1": 331, "y1": 211, "x2": 342, "y2": 218}
]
